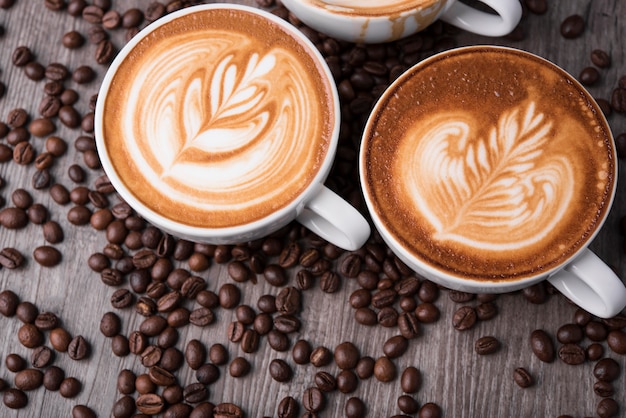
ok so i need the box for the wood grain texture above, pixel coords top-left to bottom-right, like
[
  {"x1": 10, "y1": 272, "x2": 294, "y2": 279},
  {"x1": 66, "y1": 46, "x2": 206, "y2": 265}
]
[{"x1": 1, "y1": 1, "x2": 626, "y2": 417}]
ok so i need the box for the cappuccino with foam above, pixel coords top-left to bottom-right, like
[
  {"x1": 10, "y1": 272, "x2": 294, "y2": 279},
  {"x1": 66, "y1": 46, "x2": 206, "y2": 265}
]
[
  {"x1": 100, "y1": 7, "x2": 334, "y2": 229},
  {"x1": 361, "y1": 47, "x2": 616, "y2": 282}
]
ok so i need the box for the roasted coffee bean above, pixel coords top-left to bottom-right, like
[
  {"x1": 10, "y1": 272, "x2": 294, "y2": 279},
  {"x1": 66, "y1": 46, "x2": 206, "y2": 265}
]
[
  {"x1": 18, "y1": 323, "x2": 44, "y2": 348},
  {"x1": 15, "y1": 368, "x2": 44, "y2": 391},
  {"x1": 530, "y1": 329, "x2": 555, "y2": 362},
  {"x1": 591, "y1": 49, "x2": 611, "y2": 68},
  {"x1": 229, "y1": 357, "x2": 250, "y2": 377},
  {"x1": 263, "y1": 264, "x2": 287, "y2": 286},
  {"x1": 398, "y1": 312, "x2": 421, "y2": 339},
  {"x1": 62, "y1": 30, "x2": 85, "y2": 49},
  {"x1": 149, "y1": 366, "x2": 176, "y2": 386},
  {"x1": 117, "y1": 369, "x2": 136, "y2": 395},
  {"x1": 136, "y1": 393, "x2": 165, "y2": 415},
  {"x1": 183, "y1": 339, "x2": 206, "y2": 371},
  {"x1": 0, "y1": 207, "x2": 29, "y2": 229},
  {"x1": 275, "y1": 287, "x2": 301, "y2": 315},
  {"x1": 314, "y1": 371, "x2": 336, "y2": 392},
  {"x1": 607, "y1": 330, "x2": 626, "y2": 354},
  {"x1": 371, "y1": 288, "x2": 397, "y2": 309},
  {"x1": 302, "y1": 387, "x2": 324, "y2": 412},
  {"x1": 513, "y1": 367, "x2": 533, "y2": 388},
  {"x1": 594, "y1": 380, "x2": 614, "y2": 398},
  {"x1": 611, "y1": 88, "x2": 626, "y2": 113},
  {"x1": 475, "y1": 336, "x2": 501, "y2": 355},
  {"x1": 241, "y1": 329, "x2": 260, "y2": 353},
  {"x1": 556, "y1": 323, "x2": 584, "y2": 344},
  {"x1": 354, "y1": 356, "x2": 375, "y2": 380},
  {"x1": 274, "y1": 314, "x2": 301, "y2": 334},
  {"x1": 101, "y1": 267, "x2": 123, "y2": 286},
  {"x1": 24, "y1": 61, "x2": 46, "y2": 81},
  {"x1": 574, "y1": 309, "x2": 592, "y2": 327},
  {"x1": 522, "y1": 282, "x2": 547, "y2": 304},
  {"x1": 269, "y1": 358, "x2": 292, "y2": 382},
  {"x1": 12, "y1": 46, "x2": 33, "y2": 66},
  {"x1": 585, "y1": 321, "x2": 608, "y2": 342},
  {"x1": 334, "y1": 341, "x2": 359, "y2": 370},
  {"x1": 35, "y1": 311, "x2": 59, "y2": 330},
  {"x1": 43, "y1": 366, "x2": 65, "y2": 391},
  {"x1": 328, "y1": 368, "x2": 354, "y2": 393},
  {"x1": 0, "y1": 247, "x2": 25, "y2": 269},
  {"x1": 310, "y1": 346, "x2": 333, "y2": 367},
  {"x1": 292, "y1": 339, "x2": 312, "y2": 365},
  {"x1": 378, "y1": 307, "x2": 399, "y2": 328},
  {"x1": 110, "y1": 288, "x2": 133, "y2": 309},
  {"x1": 398, "y1": 395, "x2": 419, "y2": 415},
  {"x1": 213, "y1": 403, "x2": 243, "y2": 418},
  {"x1": 277, "y1": 396, "x2": 299, "y2": 418},
  {"x1": 13, "y1": 141, "x2": 36, "y2": 165},
  {"x1": 189, "y1": 308, "x2": 214, "y2": 327},
  {"x1": 95, "y1": 39, "x2": 116, "y2": 64},
  {"x1": 383, "y1": 335, "x2": 409, "y2": 358},
  {"x1": 45, "y1": 63, "x2": 69, "y2": 81},
  {"x1": 11, "y1": 188, "x2": 33, "y2": 209},
  {"x1": 59, "y1": 377, "x2": 82, "y2": 398},
  {"x1": 579, "y1": 66, "x2": 600, "y2": 86},
  {"x1": 218, "y1": 283, "x2": 240, "y2": 309},
  {"x1": 6, "y1": 353, "x2": 26, "y2": 372},
  {"x1": 414, "y1": 302, "x2": 440, "y2": 323},
  {"x1": 596, "y1": 398, "x2": 619, "y2": 418},
  {"x1": 354, "y1": 307, "x2": 378, "y2": 326},
  {"x1": 587, "y1": 342, "x2": 604, "y2": 361},
  {"x1": 558, "y1": 343, "x2": 585, "y2": 365},
  {"x1": 31, "y1": 346, "x2": 54, "y2": 368},
  {"x1": 209, "y1": 343, "x2": 228, "y2": 366},
  {"x1": 448, "y1": 290, "x2": 474, "y2": 303},
  {"x1": 7, "y1": 108, "x2": 29, "y2": 128},
  {"x1": 524, "y1": 0, "x2": 547, "y2": 14},
  {"x1": 60, "y1": 334, "x2": 86, "y2": 361},
  {"x1": 419, "y1": 402, "x2": 442, "y2": 418},
  {"x1": 82, "y1": 5, "x2": 104, "y2": 23},
  {"x1": 476, "y1": 302, "x2": 498, "y2": 321},
  {"x1": 560, "y1": 14, "x2": 585, "y2": 38},
  {"x1": 3, "y1": 388, "x2": 28, "y2": 409},
  {"x1": 594, "y1": 358, "x2": 620, "y2": 382},
  {"x1": 374, "y1": 356, "x2": 396, "y2": 382},
  {"x1": 401, "y1": 366, "x2": 420, "y2": 393},
  {"x1": 135, "y1": 373, "x2": 156, "y2": 394},
  {"x1": 452, "y1": 306, "x2": 477, "y2": 330},
  {"x1": 72, "y1": 405, "x2": 97, "y2": 418},
  {"x1": 184, "y1": 382, "x2": 208, "y2": 404},
  {"x1": 196, "y1": 363, "x2": 220, "y2": 385},
  {"x1": 49, "y1": 327, "x2": 71, "y2": 352},
  {"x1": 100, "y1": 311, "x2": 122, "y2": 337},
  {"x1": 49, "y1": 183, "x2": 70, "y2": 205},
  {"x1": 0, "y1": 289, "x2": 19, "y2": 317},
  {"x1": 16, "y1": 301, "x2": 38, "y2": 323}
]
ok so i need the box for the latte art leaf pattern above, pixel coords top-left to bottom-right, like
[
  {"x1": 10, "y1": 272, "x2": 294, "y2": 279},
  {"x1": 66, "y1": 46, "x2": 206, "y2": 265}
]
[
  {"x1": 176, "y1": 53, "x2": 273, "y2": 164},
  {"x1": 401, "y1": 102, "x2": 575, "y2": 250}
]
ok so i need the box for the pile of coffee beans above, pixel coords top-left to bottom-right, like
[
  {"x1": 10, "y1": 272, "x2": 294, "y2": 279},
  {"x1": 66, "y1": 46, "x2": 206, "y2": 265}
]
[{"x1": 1, "y1": 0, "x2": 625, "y2": 417}]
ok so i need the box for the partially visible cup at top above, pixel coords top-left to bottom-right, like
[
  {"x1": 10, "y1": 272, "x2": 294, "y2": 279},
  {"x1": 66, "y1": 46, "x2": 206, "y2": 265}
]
[
  {"x1": 360, "y1": 45, "x2": 626, "y2": 318},
  {"x1": 280, "y1": 0, "x2": 522, "y2": 44},
  {"x1": 95, "y1": 4, "x2": 371, "y2": 251}
]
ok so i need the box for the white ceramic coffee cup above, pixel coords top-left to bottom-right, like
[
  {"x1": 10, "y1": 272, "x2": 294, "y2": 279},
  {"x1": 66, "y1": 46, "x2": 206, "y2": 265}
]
[
  {"x1": 359, "y1": 46, "x2": 626, "y2": 318},
  {"x1": 95, "y1": 4, "x2": 371, "y2": 251},
  {"x1": 280, "y1": 0, "x2": 523, "y2": 44}
]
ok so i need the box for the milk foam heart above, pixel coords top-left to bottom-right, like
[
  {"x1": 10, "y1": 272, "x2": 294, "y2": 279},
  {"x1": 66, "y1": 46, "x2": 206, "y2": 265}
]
[{"x1": 101, "y1": 8, "x2": 334, "y2": 228}]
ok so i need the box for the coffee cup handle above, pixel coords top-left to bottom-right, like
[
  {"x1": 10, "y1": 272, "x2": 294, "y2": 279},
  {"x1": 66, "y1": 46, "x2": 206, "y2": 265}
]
[
  {"x1": 439, "y1": 0, "x2": 522, "y2": 37},
  {"x1": 547, "y1": 249, "x2": 626, "y2": 318},
  {"x1": 297, "y1": 186, "x2": 371, "y2": 251}
]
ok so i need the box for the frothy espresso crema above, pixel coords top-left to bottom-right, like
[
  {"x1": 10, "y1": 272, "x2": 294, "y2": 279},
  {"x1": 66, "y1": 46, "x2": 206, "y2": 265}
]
[
  {"x1": 362, "y1": 47, "x2": 615, "y2": 281},
  {"x1": 101, "y1": 8, "x2": 334, "y2": 228},
  {"x1": 300, "y1": 0, "x2": 441, "y2": 16}
]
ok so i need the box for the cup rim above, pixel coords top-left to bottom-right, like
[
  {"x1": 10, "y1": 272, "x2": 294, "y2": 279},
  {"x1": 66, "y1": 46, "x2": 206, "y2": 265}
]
[
  {"x1": 359, "y1": 45, "x2": 618, "y2": 290},
  {"x1": 94, "y1": 3, "x2": 341, "y2": 240}
]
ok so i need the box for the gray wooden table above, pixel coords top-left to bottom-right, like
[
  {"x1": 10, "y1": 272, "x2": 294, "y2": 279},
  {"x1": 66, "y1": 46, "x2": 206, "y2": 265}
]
[{"x1": 1, "y1": 1, "x2": 626, "y2": 417}]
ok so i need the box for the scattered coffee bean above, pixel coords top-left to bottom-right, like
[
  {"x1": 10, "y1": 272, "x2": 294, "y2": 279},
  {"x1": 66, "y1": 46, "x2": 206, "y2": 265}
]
[
  {"x1": 474, "y1": 336, "x2": 501, "y2": 355},
  {"x1": 530, "y1": 329, "x2": 555, "y2": 362},
  {"x1": 560, "y1": 14, "x2": 585, "y2": 38},
  {"x1": 513, "y1": 367, "x2": 534, "y2": 388}
]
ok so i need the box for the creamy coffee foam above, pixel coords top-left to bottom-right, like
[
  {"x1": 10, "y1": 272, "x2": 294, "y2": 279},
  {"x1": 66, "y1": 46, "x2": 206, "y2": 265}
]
[
  {"x1": 363, "y1": 47, "x2": 615, "y2": 281},
  {"x1": 102, "y1": 9, "x2": 333, "y2": 228},
  {"x1": 302, "y1": 0, "x2": 441, "y2": 16}
]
